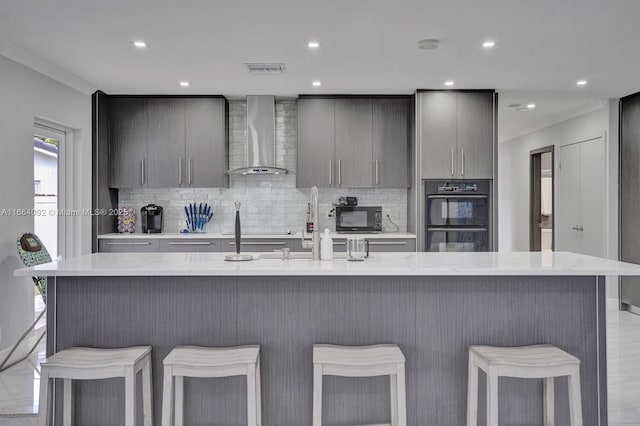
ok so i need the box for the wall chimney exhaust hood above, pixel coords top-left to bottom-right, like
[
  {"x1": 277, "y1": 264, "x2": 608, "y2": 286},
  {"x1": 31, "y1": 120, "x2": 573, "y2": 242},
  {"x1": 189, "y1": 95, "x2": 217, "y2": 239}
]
[{"x1": 227, "y1": 95, "x2": 290, "y2": 175}]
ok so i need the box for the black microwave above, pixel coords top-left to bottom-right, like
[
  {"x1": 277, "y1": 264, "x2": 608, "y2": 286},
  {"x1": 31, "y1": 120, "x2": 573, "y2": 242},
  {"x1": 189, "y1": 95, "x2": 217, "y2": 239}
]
[{"x1": 335, "y1": 206, "x2": 382, "y2": 232}]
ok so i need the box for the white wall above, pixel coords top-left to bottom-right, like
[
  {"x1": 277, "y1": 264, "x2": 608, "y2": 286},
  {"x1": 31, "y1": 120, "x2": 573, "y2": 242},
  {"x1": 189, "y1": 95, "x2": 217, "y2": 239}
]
[
  {"x1": 0, "y1": 55, "x2": 91, "y2": 354},
  {"x1": 498, "y1": 102, "x2": 619, "y2": 299}
]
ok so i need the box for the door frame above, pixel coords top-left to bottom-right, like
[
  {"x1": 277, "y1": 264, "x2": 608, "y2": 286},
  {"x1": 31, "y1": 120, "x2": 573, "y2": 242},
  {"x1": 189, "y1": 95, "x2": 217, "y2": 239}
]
[{"x1": 529, "y1": 145, "x2": 554, "y2": 251}]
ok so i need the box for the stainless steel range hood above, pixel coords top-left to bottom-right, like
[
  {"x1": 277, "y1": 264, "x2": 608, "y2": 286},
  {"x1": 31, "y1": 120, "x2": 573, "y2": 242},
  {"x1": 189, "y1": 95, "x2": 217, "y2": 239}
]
[{"x1": 227, "y1": 95, "x2": 290, "y2": 175}]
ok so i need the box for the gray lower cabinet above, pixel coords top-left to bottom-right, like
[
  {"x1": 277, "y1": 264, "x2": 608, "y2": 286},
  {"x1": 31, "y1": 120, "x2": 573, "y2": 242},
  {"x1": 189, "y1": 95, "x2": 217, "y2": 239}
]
[
  {"x1": 98, "y1": 239, "x2": 160, "y2": 252},
  {"x1": 159, "y1": 239, "x2": 220, "y2": 252},
  {"x1": 335, "y1": 99, "x2": 373, "y2": 188},
  {"x1": 297, "y1": 98, "x2": 335, "y2": 188},
  {"x1": 419, "y1": 91, "x2": 495, "y2": 179},
  {"x1": 367, "y1": 238, "x2": 416, "y2": 252},
  {"x1": 219, "y1": 239, "x2": 294, "y2": 252},
  {"x1": 109, "y1": 98, "x2": 148, "y2": 188}
]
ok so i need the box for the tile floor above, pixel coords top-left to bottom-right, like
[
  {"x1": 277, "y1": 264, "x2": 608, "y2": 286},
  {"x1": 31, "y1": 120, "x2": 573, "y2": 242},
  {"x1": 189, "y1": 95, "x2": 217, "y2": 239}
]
[{"x1": 0, "y1": 308, "x2": 639, "y2": 424}]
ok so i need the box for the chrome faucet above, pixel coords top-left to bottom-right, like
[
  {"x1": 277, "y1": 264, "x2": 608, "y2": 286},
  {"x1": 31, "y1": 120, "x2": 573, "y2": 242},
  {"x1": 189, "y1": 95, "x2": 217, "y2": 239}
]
[{"x1": 301, "y1": 186, "x2": 321, "y2": 260}]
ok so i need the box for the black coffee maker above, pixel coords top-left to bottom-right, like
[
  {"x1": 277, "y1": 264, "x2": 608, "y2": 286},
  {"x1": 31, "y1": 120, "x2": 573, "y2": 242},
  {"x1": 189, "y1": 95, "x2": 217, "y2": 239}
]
[{"x1": 141, "y1": 204, "x2": 163, "y2": 233}]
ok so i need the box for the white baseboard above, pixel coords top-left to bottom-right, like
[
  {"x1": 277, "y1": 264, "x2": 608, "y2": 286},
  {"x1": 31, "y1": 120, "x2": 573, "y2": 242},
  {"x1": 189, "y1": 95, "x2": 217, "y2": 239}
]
[{"x1": 607, "y1": 298, "x2": 620, "y2": 311}]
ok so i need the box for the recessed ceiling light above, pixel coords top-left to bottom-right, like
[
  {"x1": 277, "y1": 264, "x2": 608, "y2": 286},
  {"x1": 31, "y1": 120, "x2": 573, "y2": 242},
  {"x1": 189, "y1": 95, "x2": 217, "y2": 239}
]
[
  {"x1": 308, "y1": 41, "x2": 320, "y2": 49},
  {"x1": 576, "y1": 80, "x2": 588, "y2": 86},
  {"x1": 527, "y1": 103, "x2": 536, "y2": 109},
  {"x1": 179, "y1": 81, "x2": 190, "y2": 87},
  {"x1": 312, "y1": 81, "x2": 322, "y2": 87},
  {"x1": 417, "y1": 39, "x2": 440, "y2": 50},
  {"x1": 444, "y1": 80, "x2": 455, "y2": 86},
  {"x1": 132, "y1": 40, "x2": 147, "y2": 48},
  {"x1": 482, "y1": 40, "x2": 496, "y2": 48}
]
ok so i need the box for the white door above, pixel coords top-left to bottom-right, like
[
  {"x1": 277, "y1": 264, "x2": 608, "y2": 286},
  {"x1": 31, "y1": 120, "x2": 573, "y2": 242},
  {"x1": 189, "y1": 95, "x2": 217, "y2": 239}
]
[{"x1": 557, "y1": 136, "x2": 605, "y2": 256}]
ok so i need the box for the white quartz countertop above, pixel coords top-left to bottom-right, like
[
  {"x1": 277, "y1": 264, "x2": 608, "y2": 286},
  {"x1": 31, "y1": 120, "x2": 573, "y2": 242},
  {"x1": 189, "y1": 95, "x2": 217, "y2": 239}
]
[
  {"x1": 97, "y1": 232, "x2": 417, "y2": 240},
  {"x1": 14, "y1": 252, "x2": 640, "y2": 277}
]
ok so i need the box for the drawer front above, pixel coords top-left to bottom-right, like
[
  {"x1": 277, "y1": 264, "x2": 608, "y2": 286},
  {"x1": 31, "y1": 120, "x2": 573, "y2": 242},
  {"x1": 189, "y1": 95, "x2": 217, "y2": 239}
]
[
  {"x1": 159, "y1": 239, "x2": 220, "y2": 252},
  {"x1": 220, "y1": 239, "x2": 293, "y2": 252},
  {"x1": 98, "y1": 239, "x2": 159, "y2": 252},
  {"x1": 367, "y1": 239, "x2": 416, "y2": 252}
]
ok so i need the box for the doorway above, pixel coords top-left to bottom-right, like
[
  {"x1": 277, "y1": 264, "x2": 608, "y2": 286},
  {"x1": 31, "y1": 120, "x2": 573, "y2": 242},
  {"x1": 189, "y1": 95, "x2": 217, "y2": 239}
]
[{"x1": 530, "y1": 146, "x2": 554, "y2": 251}]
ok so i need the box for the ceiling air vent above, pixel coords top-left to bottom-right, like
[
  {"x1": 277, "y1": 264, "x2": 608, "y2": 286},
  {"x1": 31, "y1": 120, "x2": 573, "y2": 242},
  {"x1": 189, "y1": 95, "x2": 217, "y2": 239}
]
[{"x1": 244, "y1": 63, "x2": 286, "y2": 74}]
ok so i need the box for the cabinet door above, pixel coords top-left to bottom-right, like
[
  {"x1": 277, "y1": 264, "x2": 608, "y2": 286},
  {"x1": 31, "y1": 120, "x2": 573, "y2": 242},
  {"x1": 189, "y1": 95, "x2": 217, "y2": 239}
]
[
  {"x1": 159, "y1": 239, "x2": 220, "y2": 252},
  {"x1": 368, "y1": 239, "x2": 416, "y2": 252},
  {"x1": 456, "y1": 92, "x2": 494, "y2": 179},
  {"x1": 372, "y1": 99, "x2": 410, "y2": 188},
  {"x1": 297, "y1": 98, "x2": 335, "y2": 188},
  {"x1": 146, "y1": 98, "x2": 186, "y2": 188},
  {"x1": 98, "y1": 239, "x2": 159, "y2": 252},
  {"x1": 335, "y1": 99, "x2": 373, "y2": 188},
  {"x1": 219, "y1": 239, "x2": 293, "y2": 252},
  {"x1": 420, "y1": 92, "x2": 457, "y2": 179},
  {"x1": 186, "y1": 99, "x2": 228, "y2": 187},
  {"x1": 109, "y1": 98, "x2": 148, "y2": 188}
]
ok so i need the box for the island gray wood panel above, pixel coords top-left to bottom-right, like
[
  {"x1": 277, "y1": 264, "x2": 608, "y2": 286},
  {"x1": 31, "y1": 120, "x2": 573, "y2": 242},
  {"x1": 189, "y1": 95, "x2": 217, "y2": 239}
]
[
  {"x1": 420, "y1": 92, "x2": 457, "y2": 179},
  {"x1": 185, "y1": 98, "x2": 228, "y2": 188},
  {"x1": 372, "y1": 98, "x2": 411, "y2": 188},
  {"x1": 620, "y1": 93, "x2": 640, "y2": 309},
  {"x1": 334, "y1": 99, "x2": 374, "y2": 188},
  {"x1": 297, "y1": 98, "x2": 335, "y2": 188},
  {"x1": 109, "y1": 98, "x2": 148, "y2": 188},
  {"x1": 456, "y1": 92, "x2": 494, "y2": 179},
  {"x1": 146, "y1": 98, "x2": 186, "y2": 188},
  {"x1": 48, "y1": 275, "x2": 606, "y2": 426}
]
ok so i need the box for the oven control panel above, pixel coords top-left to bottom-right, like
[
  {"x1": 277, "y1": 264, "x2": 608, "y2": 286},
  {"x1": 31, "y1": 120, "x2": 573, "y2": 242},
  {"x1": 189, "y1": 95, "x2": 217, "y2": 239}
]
[{"x1": 437, "y1": 182, "x2": 478, "y2": 193}]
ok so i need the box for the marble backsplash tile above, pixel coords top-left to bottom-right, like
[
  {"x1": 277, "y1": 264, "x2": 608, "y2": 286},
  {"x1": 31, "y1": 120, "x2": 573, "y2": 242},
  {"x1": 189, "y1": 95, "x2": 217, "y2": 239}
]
[{"x1": 118, "y1": 100, "x2": 408, "y2": 234}]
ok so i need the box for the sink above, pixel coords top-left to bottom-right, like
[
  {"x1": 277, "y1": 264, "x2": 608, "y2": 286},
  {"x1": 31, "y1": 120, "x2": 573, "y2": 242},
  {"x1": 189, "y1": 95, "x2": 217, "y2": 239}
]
[{"x1": 258, "y1": 252, "x2": 348, "y2": 260}]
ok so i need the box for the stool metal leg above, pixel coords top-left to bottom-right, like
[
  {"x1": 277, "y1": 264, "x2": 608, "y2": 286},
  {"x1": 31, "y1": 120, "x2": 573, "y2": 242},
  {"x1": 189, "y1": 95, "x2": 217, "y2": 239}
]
[
  {"x1": 162, "y1": 366, "x2": 174, "y2": 426},
  {"x1": 466, "y1": 356, "x2": 478, "y2": 426},
  {"x1": 312, "y1": 363, "x2": 323, "y2": 426},
  {"x1": 247, "y1": 364, "x2": 258, "y2": 426},
  {"x1": 543, "y1": 377, "x2": 554, "y2": 426},
  {"x1": 175, "y1": 376, "x2": 184, "y2": 426},
  {"x1": 37, "y1": 368, "x2": 50, "y2": 426},
  {"x1": 390, "y1": 373, "x2": 398, "y2": 426},
  {"x1": 63, "y1": 379, "x2": 73, "y2": 426},
  {"x1": 142, "y1": 358, "x2": 153, "y2": 426},
  {"x1": 396, "y1": 363, "x2": 407, "y2": 426},
  {"x1": 124, "y1": 365, "x2": 136, "y2": 426},
  {"x1": 256, "y1": 356, "x2": 262, "y2": 426},
  {"x1": 486, "y1": 368, "x2": 499, "y2": 426},
  {"x1": 568, "y1": 367, "x2": 583, "y2": 426}
]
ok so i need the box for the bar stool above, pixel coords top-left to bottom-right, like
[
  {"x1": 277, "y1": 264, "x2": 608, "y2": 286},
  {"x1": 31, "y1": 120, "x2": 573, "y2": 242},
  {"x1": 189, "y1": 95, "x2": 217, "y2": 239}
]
[
  {"x1": 38, "y1": 346, "x2": 153, "y2": 426},
  {"x1": 161, "y1": 345, "x2": 261, "y2": 426},
  {"x1": 313, "y1": 344, "x2": 407, "y2": 426},
  {"x1": 467, "y1": 344, "x2": 583, "y2": 426}
]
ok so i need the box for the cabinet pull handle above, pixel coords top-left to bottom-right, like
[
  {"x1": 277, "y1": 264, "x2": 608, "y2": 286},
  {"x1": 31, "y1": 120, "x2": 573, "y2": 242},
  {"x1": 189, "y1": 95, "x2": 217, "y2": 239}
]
[
  {"x1": 369, "y1": 241, "x2": 408, "y2": 246},
  {"x1": 461, "y1": 148, "x2": 465, "y2": 176},
  {"x1": 178, "y1": 158, "x2": 183, "y2": 185},
  {"x1": 141, "y1": 159, "x2": 146, "y2": 186},
  {"x1": 188, "y1": 158, "x2": 193, "y2": 185},
  {"x1": 338, "y1": 159, "x2": 342, "y2": 185},
  {"x1": 329, "y1": 159, "x2": 333, "y2": 186},
  {"x1": 228, "y1": 241, "x2": 287, "y2": 246},
  {"x1": 450, "y1": 148, "x2": 454, "y2": 176},
  {"x1": 333, "y1": 242, "x2": 346, "y2": 246},
  {"x1": 169, "y1": 241, "x2": 211, "y2": 246},
  {"x1": 107, "y1": 242, "x2": 151, "y2": 246},
  {"x1": 375, "y1": 159, "x2": 380, "y2": 185}
]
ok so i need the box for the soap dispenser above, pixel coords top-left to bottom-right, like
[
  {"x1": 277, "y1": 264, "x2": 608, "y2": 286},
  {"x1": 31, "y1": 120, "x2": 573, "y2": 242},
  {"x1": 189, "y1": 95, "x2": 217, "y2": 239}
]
[{"x1": 320, "y1": 228, "x2": 333, "y2": 260}]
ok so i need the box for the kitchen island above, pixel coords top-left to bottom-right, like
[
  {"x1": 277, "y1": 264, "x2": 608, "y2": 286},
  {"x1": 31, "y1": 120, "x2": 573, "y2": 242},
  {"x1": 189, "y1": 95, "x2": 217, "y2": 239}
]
[{"x1": 16, "y1": 252, "x2": 640, "y2": 426}]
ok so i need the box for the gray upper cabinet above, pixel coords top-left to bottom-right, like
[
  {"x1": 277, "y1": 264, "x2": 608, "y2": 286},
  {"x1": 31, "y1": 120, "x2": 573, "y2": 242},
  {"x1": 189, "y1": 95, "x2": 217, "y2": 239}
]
[
  {"x1": 146, "y1": 98, "x2": 185, "y2": 188},
  {"x1": 297, "y1": 96, "x2": 412, "y2": 188},
  {"x1": 419, "y1": 91, "x2": 495, "y2": 180},
  {"x1": 109, "y1": 98, "x2": 148, "y2": 188},
  {"x1": 335, "y1": 99, "x2": 373, "y2": 188},
  {"x1": 372, "y1": 99, "x2": 411, "y2": 188},
  {"x1": 456, "y1": 92, "x2": 494, "y2": 179},
  {"x1": 185, "y1": 99, "x2": 228, "y2": 188},
  {"x1": 297, "y1": 98, "x2": 335, "y2": 188},
  {"x1": 109, "y1": 97, "x2": 228, "y2": 189}
]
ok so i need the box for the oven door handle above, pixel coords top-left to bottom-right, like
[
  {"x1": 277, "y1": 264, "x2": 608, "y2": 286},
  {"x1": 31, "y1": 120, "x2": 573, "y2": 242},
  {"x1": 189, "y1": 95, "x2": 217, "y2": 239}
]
[
  {"x1": 428, "y1": 227, "x2": 488, "y2": 232},
  {"x1": 427, "y1": 194, "x2": 488, "y2": 199}
]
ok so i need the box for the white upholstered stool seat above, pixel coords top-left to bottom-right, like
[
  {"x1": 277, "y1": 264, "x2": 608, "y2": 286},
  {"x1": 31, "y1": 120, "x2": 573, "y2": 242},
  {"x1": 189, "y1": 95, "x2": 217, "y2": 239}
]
[
  {"x1": 467, "y1": 344, "x2": 583, "y2": 426},
  {"x1": 38, "y1": 346, "x2": 153, "y2": 426},
  {"x1": 313, "y1": 344, "x2": 407, "y2": 426},
  {"x1": 162, "y1": 345, "x2": 261, "y2": 426}
]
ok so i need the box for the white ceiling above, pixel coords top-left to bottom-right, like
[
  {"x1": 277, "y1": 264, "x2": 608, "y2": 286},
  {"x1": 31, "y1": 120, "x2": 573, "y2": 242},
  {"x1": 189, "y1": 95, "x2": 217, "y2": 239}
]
[{"x1": 1, "y1": 0, "x2": 639, "y2": 140}]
